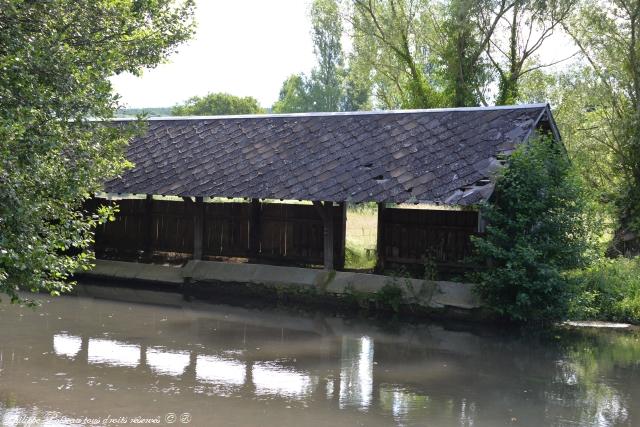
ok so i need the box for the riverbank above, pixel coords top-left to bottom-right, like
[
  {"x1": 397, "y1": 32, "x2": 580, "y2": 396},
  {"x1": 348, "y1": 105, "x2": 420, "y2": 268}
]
[{"x1": 77, "y1": 259, "x2": 486, "y2": 322}]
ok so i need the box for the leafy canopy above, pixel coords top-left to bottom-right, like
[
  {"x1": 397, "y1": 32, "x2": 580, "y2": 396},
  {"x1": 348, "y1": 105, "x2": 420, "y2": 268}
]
[
  {"x1": 0, "y1": 0, "x2": 195, "y2": 304},
  {"x1": 563, "y1": 0, "x2": 640, "y2": 253},
  {"x1": 172, "y1": 92, "x2": 264, "y2": 116}
]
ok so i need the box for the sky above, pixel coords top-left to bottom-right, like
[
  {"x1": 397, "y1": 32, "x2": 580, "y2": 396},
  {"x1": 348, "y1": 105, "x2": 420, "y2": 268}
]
[
  {"x1": 110, "y1": 0, "x2": 577, "y2": 110},
  {"x1": 110, "y1": 0, "x2": 316, "y2": 109}
]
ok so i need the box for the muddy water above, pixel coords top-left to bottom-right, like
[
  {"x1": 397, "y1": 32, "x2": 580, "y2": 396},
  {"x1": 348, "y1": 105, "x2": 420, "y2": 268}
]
[{"x1": 0, "y1": 283, "x2": 639, "y2": 427}]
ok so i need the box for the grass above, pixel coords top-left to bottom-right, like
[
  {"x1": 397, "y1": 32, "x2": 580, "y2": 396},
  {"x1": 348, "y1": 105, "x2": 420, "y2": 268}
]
[
  {"x1": 568, "y1": 257, "x2": 640, "y2": 324},
  {"x1": 344, "y1": 205, "x2": 377, "y2": 270}
]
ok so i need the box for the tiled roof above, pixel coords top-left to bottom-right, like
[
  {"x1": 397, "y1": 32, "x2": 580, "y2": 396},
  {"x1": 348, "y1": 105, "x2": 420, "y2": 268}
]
[{"x1": 104, "y1": 104, "x2": 556, "y2": 205}]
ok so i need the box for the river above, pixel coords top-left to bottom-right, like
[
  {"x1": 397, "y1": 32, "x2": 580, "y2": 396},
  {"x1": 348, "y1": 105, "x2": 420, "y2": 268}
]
[{"x1": 0, "y1": 282, "x2": 638, "y2": 427}]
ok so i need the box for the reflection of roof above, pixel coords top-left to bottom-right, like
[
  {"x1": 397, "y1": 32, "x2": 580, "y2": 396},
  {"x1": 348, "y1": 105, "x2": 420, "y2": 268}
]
[{"x1": 104, "y1": 104, "x2": 557, "y2": 205}]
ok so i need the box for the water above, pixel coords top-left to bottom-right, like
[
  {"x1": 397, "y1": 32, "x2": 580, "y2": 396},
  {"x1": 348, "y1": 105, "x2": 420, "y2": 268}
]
[{"x1": 0, "y1": 283, "x2": 639, "y2": 427}]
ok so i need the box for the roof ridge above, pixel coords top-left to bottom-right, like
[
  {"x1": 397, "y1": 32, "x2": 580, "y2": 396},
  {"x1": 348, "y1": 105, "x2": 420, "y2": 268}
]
[{"x1": 109, "y1": 103, "x2": 549, "y2": 122}]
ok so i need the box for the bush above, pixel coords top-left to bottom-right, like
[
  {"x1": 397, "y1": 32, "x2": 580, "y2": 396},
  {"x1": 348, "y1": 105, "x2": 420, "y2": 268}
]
[
  {"x1": 470, "y1": 137, "x2": 594, "y2": 323},
  {"x1": 568, "y1": 257, "x2": 640, "y2": 323}
]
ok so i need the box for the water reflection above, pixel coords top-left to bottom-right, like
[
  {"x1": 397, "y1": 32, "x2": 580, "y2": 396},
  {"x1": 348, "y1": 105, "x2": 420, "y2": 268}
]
[
  {"x1": 53, "y1": 333, "x2": 82, "y2": 359},
  {"x1": 87, "y1": 338, "x2": 140, "y2": 368},
  {"x1": 253, "y1": 361, "x2": 317, "y2": 400},
  {"x1": 339, "y1": 336, "x2": 374, "y2": 410},
  {"x1": 0, "y1": 288, "x2": 639, "y2": 426},
  {"x1": 146, "y1": 347, "x2": 190, "y2": 377},
  {"x1": 196, "y1": 354, "x2": 245, "y2": 386}
]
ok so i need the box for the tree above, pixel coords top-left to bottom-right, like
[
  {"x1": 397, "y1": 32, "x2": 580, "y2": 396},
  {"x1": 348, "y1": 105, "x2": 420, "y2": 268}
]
[
  {"x1": 471, "y1": 137, "x2": 593, "y2": 322},
  {"x1": 351, "y1": 0, "x2": 444, "y2": 108},
  {"x1": 172, "y1": 92, "x2": 264, "y2": 116},
  {"x1": 308, "y1": 0, "x2": 345, "y2": 111},
  {"x1": 518, "y1": 67, "x2": 619, "y2": 215},
  {"x1": 564, "y1": 0, "x2": 640, "y2": 254},
  {"x1": 273, "y1": 0, "x2": 371, "y2": 113},
  {"x1": 0, "y1": 0, "x2": 195, "y2": 304},
  {"x1": 340, "y1": 64, "x2": 372, "y2": 111},
  {"x1": 487, "y1": 0, "x2": 577, "y2": 105},
  {"x1": 429, "y1": 0, "x2": 513, "y2": 107},
  {"x1": 272, "y1": 74, "x2": 314, "y2": 113}
]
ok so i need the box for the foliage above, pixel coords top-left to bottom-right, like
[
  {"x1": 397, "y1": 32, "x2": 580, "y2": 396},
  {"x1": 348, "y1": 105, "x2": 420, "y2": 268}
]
[
  {"x1": 376, "y1": 282, "x2": 405, "y2": 312},
  {"x1": 274, "y1": 1, "x2": 572, "y2": 110},
  {"x1": 0, "y1": 0, "x2": 195, "y2": 304},
  {"x1": 568, "y1": 257, "x2": 640, "y2": 324},
  {"x1": 429, "y1": 0, "x2": 504, "y2": 107},
  {"x1": 517, "y1": 67, "x2": 619, "y2": 238},
  {"x1": 345, "y1": 0, "x2": 573, "y2": 109},
  {"x1": 172, "y1": 92, "x2": 263, "y2": 116},
  {"x1": 308, "y1": 0, "x2": 345, "y2": 111},
  {"x1": 564, "y1": 0, "x2": 640, "y2": 252},
  {"x1": 272, "y1": 75, "x2": 312, "y2": 114},
  {"x1": 344, "y1": 244, "x2": 376, "y2": 270},
  {"x1": 273, "y1": 0, "x2": 370, "y2": 113},
  {"x1": 470, "y1": 137, "x2": 594, "y2": 323},
  {"x1": 488, "y1": 0, "x2": 577, "y2": 105},
  {"x1": 350, "y1": 0, "x2": 444, "y2": 108}
]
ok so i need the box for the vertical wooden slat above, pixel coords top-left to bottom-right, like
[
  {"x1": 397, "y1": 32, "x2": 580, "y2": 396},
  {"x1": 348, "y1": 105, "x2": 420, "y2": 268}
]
[
  {"x1": 336, "y1": 202, "x2": 347, "y2": 270},
  {"x1": 249, "y1": 199, "x2": 262, "y2": 257},
  {"x1": 142, "y1": 195, "x2": 154, "y2": 261},
  {"x1": 313, "y1": 201, "x2": 334, "y2": 270},
  {"x1": 376, "y1": 202, "x2": 386, "y2": 272},
  {"x1": 193, "y1": 196, "x2": 204, "y2": 260}
]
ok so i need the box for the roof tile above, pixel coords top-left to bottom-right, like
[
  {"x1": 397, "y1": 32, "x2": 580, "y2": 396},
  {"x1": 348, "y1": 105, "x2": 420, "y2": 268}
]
[{"x1": 104, "y1": 105, "x2": 552, "y2": 205}]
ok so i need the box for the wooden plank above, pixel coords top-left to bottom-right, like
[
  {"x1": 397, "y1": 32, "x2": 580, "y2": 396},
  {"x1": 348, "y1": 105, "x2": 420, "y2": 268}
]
[
  {"x1": 142, "y1": 195, "x2": 154, "y2": 261},
  {"x1": 377, "y1": 207, "x2": 479, "y2": 269},
  {"x1": 336, "y1": 202, "x2": 347, "y2": 270},
  {"x1": 193, "y1": 197, "x2": 204, "y2": 260},
  {"x1": 313, "y1": 201, "x2": 334, "y2": 270},
  {"x1": 376, "y1": 202, "x2": 386, "y2": 272}
]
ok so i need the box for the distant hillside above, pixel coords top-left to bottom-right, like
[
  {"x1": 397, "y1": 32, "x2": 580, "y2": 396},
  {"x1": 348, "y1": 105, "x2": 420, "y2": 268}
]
[{"x1": 115, "y1": 107, "x2": 172, "y2": 117}]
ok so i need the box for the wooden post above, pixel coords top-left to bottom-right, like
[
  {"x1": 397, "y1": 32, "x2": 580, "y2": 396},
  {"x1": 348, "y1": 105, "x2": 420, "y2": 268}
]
[
  {"x1": 477, "y1": 209, "x2": 486, "y2": 233},
  {"x1": 336, "y1": 202, "x2": 347, "y2": 270},
  {"x1": 313, "y1": 201, "x2": 334, "y2": 271},
  {"x1": 193, "y1": 196, "x2": 204, "y2": 260},
  {"x1": 324, "y1": 206, "x2": 334, "y2": 271},
  {"x1": 142, "y1": 194, "x2": 154, "y2": 262},
  {"x1": 249, "y1": 198, "x2": 261, "y2": 258},
  {"x1": 376, "y1": 202, "x2": 386, "y2": 273}
]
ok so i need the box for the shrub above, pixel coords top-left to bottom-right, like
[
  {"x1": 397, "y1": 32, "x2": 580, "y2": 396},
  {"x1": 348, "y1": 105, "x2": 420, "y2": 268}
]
[
  {"x1": 568, "y1": 257, "x2": 640, "y2": 323},
  {"x1": 470, "y1": 137, "x2": 594, "y2": 323}
]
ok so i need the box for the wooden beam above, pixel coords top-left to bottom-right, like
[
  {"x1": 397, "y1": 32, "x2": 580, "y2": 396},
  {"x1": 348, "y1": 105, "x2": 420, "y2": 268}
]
[
  {"x1": 313, "y1": 201, "x2": 334, "y2": 270},
  {"x1": 376, "y1": 202, "x2": 386, "y2": 273},
  {"x1": 142, "y1": 194, "x2": 154, "y2": 262},
  {"x1": 249, "y1": 198, "x2": 261, "y2": 257},
  {"x1": 336, "y1": 202, "x2": 347, "y2": 270},
  {"x1": 193, "y1": 196, "x2": 204, "y2": 260}
]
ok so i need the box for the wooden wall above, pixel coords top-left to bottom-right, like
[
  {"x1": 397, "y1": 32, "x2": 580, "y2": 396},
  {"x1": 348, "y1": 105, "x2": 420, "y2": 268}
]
[
  {"x1": 87, "y1": 198, "x2": 345, "y2": 267},
  {"x1": 378, "y1": 208, "x2": 478, "y2": 273}
]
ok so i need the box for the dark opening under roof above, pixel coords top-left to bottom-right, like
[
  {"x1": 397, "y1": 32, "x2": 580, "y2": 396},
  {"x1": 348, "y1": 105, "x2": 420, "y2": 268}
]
[{"x1": 104, "y1": 103, "x2": 558, "y2": 205}]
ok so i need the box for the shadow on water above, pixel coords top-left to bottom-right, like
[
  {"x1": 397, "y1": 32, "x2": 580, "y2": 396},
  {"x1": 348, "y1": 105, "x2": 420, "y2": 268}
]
[{"x1": 0, "y1": 280, "x2": 639, "y2": 426}]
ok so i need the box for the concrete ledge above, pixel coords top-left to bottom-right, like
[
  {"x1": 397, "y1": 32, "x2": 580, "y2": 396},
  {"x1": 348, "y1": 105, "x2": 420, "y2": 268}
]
[
  {"x1": 432, "y1": 281, "x2": 481, "y2": 310},
  {"x1": 81, "y1": 259, "x2": 482, "y2": 313},
  {"x1": 87, "y1": 259, "x2": 183, "y2": 284}
]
